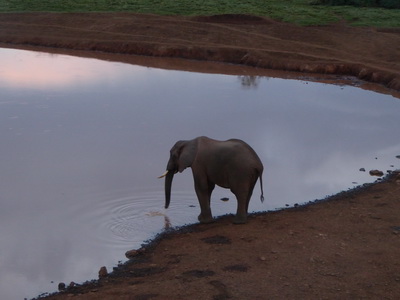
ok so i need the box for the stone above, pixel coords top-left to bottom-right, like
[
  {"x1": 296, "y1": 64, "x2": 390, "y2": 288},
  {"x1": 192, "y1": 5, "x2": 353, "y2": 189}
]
[
  {"x1": 369, "y1": 170, "x2": 384, "y2": 177},
  {"x1": 98, "y1": 266, "x2": 108, "y2": 278},
  {"x1": 58, "y1": 282, "x2": 66, "y2": 291},
  {"x1": 125, "y1": 248, "x2": 144, "y2": 259}
]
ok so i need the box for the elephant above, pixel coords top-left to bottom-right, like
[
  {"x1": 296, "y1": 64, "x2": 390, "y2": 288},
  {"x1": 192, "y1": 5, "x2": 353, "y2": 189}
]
[{"x1": 159, "y1": 136, "x2": 264, "y2": 224}]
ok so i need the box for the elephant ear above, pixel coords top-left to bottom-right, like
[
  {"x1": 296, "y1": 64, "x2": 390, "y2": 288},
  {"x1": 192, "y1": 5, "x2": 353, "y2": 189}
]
[{"x1": 178, "y1": 139, "x2": 198, "y2": 172}]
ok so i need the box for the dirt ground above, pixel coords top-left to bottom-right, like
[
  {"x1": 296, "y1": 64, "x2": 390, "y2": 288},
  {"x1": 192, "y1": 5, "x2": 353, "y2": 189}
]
[
  {"x1": 0, "y1": 13, "x2": 400, "y2": 92},
  {"x1": 1, "y1": 13, "x2": 399, "y2": 300},
  {"x1": 42, "y1": 173, "x2": 400, "y2": 300}
]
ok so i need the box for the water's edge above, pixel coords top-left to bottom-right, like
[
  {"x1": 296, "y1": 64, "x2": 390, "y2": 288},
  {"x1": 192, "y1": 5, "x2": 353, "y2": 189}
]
[{"x1": 33, "y1": 171, "x2": 399, "y2": 299}]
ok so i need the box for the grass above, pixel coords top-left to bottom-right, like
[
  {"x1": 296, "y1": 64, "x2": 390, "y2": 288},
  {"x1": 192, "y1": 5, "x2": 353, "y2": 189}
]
[{"x1": 0, "y1": 0, "x2": 399, "y2": 27}]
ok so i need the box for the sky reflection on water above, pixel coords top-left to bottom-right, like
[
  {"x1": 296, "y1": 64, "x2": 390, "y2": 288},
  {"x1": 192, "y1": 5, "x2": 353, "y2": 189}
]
[{"x1": 0, "y1": 48, "x2": 399, "y2": 299}]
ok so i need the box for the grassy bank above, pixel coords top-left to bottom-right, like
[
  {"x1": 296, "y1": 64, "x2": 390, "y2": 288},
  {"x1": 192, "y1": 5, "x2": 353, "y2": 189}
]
[{"x1": 0, "y1": 0, "x2": 399, "y2": 26}]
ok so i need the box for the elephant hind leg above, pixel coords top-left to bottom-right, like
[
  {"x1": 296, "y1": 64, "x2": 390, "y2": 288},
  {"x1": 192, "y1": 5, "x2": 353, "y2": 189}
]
[
  {"x1": 246, "y1": 190, "x2": 253, "y2": 212},
  {"x1": 233, "y1": 179, "x2": 257, "y2": 224},
  {"x1": 246, "y1": 178, "x2": 258, "y2": 212},
  {"x1": 233, "y1": 191, "x2": 252, "y2": 224}
]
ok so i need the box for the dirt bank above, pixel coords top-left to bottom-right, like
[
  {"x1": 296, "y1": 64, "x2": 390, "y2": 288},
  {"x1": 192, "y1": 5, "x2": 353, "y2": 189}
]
[
  {"x1": 0, "y1": 13, "x2": 400, "y2": 91},
  {"x1": 1, "y1": 12, "x2": 399, "y2": 299},
  {"x1": 40, "y1": 172, "x2": 400, "y2": 300}
]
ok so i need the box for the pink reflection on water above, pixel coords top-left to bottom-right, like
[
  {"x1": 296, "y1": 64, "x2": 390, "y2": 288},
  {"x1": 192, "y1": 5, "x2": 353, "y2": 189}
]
[{"x1": 0, "y1": 48, "x2": 123, "y2": 89}]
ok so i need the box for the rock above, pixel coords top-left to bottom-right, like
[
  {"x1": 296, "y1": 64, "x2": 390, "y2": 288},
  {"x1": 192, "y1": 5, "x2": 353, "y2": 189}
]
[
  {"x1": 220, "y1": 197, "x2": 229, "y2": 202},
  {"x1": 396, "y1": 155, "x2": 400, "y2": 159},
  {"x1": 58, "y1": 282, "x2": 66, "y2": 291},
  {"x1": 125, "y1": 248, "x2": 144, "y2": 259},
  {"x1": 98, "y1": 266, "x2": 108, "y2": 278},
  {"x1": 369, "y1": 170, "x2": 384, "y2": 177},
  {"x1": 359, "y1": 168, "x2": 366, "y2": 172}
]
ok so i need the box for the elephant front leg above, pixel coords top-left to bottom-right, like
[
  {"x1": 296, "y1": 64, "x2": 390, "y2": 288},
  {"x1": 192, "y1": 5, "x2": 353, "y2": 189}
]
[{"x1": 194, "y1": 180, "x2": 214, "y2": 224}]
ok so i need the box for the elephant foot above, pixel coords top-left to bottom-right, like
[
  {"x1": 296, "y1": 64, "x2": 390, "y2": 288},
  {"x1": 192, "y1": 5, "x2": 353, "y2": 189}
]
[
  {"x1": 233, "y1": 215, "x2": 247, "y2": 224},
  {"x1": 198, "y1": 214, "x2": 214, "y2": 224}
]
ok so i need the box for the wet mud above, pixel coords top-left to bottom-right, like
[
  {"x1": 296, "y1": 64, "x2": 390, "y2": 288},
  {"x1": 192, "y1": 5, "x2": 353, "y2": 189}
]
[{"x1": 37, "y1": 172, "x2": 400, "y2": 300}]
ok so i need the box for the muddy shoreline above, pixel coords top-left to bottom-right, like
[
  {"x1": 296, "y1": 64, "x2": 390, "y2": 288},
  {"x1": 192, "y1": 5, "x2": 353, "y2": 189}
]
[
  {"x1": 0, "y1": 13, "x2": 399, "y2": 93},
  {"x1": 38, "y1": 172, "x2": 400, "y2": 299}
]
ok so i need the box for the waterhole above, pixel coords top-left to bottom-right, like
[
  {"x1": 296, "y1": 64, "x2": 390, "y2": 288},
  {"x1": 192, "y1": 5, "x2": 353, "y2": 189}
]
[{"x1": 0, "y1": 48, "x2": 399, "y2": 299}]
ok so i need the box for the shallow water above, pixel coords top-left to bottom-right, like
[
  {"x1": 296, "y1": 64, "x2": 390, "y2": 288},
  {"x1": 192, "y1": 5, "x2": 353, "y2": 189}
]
[{"x1": 0, "y1": 48, "x2": 399, "y2": 299}]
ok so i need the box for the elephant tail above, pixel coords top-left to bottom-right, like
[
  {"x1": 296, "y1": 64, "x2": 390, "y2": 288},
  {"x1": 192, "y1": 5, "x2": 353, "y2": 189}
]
[{"x1": 259, "y1": 171, "x2": 265, "y2": 203}]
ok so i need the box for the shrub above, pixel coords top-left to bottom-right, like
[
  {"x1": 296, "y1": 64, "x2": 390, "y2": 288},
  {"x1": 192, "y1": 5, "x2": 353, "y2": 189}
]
[{"x1": 312, "y1": 0, "x2": 400, "y2": 8}]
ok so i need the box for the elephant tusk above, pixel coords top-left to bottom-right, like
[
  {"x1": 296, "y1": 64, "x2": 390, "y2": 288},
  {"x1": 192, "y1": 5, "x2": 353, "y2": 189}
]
[{"x1": 158, "y1": 170, "x2": 169, "y2": 179}]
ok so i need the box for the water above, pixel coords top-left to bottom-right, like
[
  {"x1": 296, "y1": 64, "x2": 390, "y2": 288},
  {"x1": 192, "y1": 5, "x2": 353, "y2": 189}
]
[{"x1": 0, "y1": 48, "x2": 399, "y2": 299}]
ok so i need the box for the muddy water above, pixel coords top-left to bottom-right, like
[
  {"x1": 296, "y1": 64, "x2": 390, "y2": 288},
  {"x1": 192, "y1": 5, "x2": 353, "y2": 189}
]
[{"x1": 0, "y1": 48, "x2": 399, "y2": 299}]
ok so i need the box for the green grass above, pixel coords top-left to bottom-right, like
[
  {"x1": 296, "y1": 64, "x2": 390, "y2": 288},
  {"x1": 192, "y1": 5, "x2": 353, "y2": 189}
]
[{"x1": 0, "y1": 0, "x2": 399, "y2": 27}]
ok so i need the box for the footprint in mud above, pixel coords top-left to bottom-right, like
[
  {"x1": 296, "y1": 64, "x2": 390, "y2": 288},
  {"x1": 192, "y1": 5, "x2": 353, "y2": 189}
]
[
  {"x1": 201, "y1": 235, "x2": 231, "y2": 244},
  {"x1": 128, "y1": 267, "x2": 166, "y2": 278},
  {"x1": 179, "y1": 269, "x2": 216, "y2": 282},
  {"x1": 222, "y1": 264, "x2": 249, "y2": 272},
  {"x1": 391, "y1": 226, "x2": 400, "y2": 234},
  {"x1": 182, "y1": 269, "x2": 216, "y2": 278},
  {"x1": 209, "y1": 280, "x2": 231, "y2": 300},
  {"x1": 133, "y1": 294, "x2": 158, "y2": 300}
]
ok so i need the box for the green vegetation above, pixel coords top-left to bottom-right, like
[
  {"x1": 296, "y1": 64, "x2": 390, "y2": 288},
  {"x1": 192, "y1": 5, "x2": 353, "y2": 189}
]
[
  {"x1": 313, "y1": 0, "x2": 400, "y2": 9},
  {"x1": 1, "y1": 0, "x2": 399, "y2": 27}
]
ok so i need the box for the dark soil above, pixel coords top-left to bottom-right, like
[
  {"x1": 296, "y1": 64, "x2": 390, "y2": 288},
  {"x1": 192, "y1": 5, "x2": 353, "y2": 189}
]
[{"x1": 1, "y1": 12, "x2": 399, "y2": 300}]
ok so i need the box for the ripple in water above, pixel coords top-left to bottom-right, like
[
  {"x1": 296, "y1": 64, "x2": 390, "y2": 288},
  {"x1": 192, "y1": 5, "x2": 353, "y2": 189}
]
[
  {"x1": 106, "y1": 193, "x2": 167, "y2": 241},
  {"x1": 77, "y1": 188, "x2": 201, "y2": 249}
]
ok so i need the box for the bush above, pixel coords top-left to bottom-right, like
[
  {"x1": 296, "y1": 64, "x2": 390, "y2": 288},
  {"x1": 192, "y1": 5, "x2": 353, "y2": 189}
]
[
  {"x1": 380, "y1": 0, "x2": 400, "y2": 8},
  {"x1": 313, "y1": 0, "x2": 400, "y2": 8}
]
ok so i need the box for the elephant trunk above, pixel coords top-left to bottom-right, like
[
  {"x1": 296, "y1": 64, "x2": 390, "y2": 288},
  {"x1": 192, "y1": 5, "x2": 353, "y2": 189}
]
[{"x1": 164, "y1": 170, "x2": 175, "y2": 209}]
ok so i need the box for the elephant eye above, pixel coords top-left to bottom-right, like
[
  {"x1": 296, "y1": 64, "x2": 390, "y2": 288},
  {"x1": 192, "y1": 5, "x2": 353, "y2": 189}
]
[{"x1": 170, "y1": 151, "x2": 178, "y2": 160}]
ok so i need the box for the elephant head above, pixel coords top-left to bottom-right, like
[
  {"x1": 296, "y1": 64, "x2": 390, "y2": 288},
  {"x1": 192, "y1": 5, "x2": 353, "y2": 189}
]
[{"x1": 159, "y1": 139, "x2": 198, "y2": 209}]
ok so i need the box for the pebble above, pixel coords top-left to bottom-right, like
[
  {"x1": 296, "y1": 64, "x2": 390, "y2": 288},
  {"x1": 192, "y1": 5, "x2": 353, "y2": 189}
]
[
  {"x1": 369, "y1": 170, "x2": 384, "y2": 177},
  {"x1": 125, "y1": 247, "x2": 145, "y2": 259},
  {"x1": 98, "y1": 266, "x2": 108, "y2": 278},
  {"x1": 58, "y1": 282, "x2": 66, "y2": 291}
]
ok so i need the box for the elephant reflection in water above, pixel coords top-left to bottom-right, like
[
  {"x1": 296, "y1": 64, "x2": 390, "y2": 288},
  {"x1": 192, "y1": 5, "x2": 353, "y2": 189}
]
[
  {"x1": 159, "y1": 136, "x2": 264, "y2": 224},
  {"x1": 146, "y1": 211, "x2": 171, "y2": 229}
]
